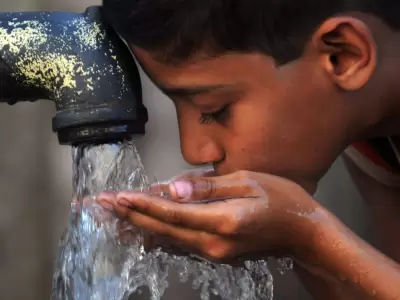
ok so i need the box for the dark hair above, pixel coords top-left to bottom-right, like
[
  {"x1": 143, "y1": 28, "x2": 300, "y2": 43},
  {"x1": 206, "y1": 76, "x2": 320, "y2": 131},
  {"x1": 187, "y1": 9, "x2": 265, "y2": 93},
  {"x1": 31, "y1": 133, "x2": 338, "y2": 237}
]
[{"x1": 103, "y1": 0, "x2": 400, "y2": 64}]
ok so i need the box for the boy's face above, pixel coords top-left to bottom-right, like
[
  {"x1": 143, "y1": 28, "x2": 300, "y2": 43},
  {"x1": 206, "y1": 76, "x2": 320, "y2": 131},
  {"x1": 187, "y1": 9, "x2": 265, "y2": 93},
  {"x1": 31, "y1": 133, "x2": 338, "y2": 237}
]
[
  {"x1": 133, "y1": 48, "x2": 353, "y2": 191},
  {"x1": 127, "y1": 16, "x2": 382, "y2": 191}
]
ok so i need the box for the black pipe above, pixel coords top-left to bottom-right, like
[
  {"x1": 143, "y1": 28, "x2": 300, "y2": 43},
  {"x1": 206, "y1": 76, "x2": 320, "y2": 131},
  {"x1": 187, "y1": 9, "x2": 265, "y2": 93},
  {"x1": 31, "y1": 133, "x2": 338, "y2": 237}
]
[{"x1": 0, "y1": 6, "x2": 147, "y2": 145}]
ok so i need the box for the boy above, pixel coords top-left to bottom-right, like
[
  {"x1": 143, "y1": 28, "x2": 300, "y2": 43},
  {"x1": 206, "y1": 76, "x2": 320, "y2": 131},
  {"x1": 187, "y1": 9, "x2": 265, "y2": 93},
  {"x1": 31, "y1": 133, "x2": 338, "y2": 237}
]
[{"x1": 99, "y1": 0, "x2": 400, "y2": 299}]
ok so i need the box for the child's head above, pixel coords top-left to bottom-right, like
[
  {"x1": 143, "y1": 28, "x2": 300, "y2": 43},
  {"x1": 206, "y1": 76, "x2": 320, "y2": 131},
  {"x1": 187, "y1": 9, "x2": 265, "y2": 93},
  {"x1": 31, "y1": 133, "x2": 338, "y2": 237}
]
[{"x1": 104, "y1": 0, "x2": 400, "y2": 190}]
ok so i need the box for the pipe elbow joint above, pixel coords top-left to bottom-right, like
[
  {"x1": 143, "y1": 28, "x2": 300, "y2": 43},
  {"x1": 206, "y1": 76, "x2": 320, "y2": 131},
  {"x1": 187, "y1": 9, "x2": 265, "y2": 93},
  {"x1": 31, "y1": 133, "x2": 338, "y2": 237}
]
[{"x1": 0, "y1": 6, "x2": 147, "y2": 145}]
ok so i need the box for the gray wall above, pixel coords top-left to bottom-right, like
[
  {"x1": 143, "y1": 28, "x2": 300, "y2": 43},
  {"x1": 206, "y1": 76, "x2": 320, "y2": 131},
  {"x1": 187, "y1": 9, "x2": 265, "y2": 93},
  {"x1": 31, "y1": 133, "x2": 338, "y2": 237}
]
[{"x1": 0, "y1": 1, "x2": 371, "y2": 299}]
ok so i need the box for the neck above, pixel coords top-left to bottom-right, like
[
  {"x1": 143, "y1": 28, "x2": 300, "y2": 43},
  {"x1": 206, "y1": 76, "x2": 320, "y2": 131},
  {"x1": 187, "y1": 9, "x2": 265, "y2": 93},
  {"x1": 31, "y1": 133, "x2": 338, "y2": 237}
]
[
  {"x1": 370, "y1": 76, "x2": 400, "y2": 137},
  {"x1": 359, "y1": 47, "x2": 400, "y2": 138},
  {"x1": 353, "y1": 19, "x2": 400, "y2": 138}
]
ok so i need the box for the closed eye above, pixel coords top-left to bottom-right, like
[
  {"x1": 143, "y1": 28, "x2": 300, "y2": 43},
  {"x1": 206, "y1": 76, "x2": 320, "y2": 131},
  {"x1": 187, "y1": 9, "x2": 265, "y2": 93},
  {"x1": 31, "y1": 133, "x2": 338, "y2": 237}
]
[{"x1": 199, "y1": 105, "x2": 230, "y2": 124}]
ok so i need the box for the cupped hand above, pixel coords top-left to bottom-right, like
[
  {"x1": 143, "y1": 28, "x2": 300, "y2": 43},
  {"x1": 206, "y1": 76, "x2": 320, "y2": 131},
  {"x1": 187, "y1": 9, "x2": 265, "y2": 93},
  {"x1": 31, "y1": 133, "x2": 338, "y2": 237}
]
[
  {"x1": 98, "y1": 171, "x2": 324, "y2": 263},
  {"x1": 72, "y1": 194, "x2": 150, "y2": 246}
]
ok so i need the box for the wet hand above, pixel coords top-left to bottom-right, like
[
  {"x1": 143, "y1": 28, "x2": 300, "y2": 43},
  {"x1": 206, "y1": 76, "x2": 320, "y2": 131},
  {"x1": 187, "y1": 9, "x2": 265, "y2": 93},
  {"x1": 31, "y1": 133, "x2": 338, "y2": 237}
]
[
  {"x1": 72, "y1": 195, "x2": 150, "y2": 246},
  {"x1": 99, "y1": 171, "x2": 322, "y2": 262}
]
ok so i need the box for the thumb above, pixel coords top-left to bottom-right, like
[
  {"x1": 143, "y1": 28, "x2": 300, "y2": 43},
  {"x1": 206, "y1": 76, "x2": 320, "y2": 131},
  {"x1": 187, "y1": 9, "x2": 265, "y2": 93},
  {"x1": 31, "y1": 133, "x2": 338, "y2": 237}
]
[
  {"x1": 149, "y1": 168, "x2": 216, "y2": 197},
  {"x1": 169, "y1": 174, "x2": 255, "y2": 203}
]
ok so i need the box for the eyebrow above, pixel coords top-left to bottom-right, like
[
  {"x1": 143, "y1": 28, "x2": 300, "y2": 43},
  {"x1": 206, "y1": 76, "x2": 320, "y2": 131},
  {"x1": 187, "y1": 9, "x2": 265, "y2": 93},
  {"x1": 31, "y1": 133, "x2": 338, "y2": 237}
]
[
  {"x1": 132, "y1": 55, "x2": 231, "y2": 98},
  {"x1": 132, "y1": 53, "x2": 231, "y2": 98},
  {"x1": 159, "y1": 84, "x2": 230, "y2": 97}
]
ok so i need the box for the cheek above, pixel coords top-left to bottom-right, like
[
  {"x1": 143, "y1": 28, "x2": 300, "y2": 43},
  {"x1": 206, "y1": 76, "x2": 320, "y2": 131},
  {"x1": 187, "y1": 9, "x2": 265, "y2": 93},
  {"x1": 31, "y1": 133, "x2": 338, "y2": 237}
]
[
  {"x1": 225, "y1": 102, "x2": 286, "y2": 172},
  {"x1": 225, "y1": 86, "x2": 347, "y2": 180}
]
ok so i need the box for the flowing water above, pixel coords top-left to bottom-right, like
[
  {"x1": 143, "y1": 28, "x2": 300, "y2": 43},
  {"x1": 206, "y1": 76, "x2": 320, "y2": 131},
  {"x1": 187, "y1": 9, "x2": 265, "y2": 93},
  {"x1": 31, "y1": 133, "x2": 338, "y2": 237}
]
[{"x1": 51, "y1": 141, "x2": 275, "y2": 300}]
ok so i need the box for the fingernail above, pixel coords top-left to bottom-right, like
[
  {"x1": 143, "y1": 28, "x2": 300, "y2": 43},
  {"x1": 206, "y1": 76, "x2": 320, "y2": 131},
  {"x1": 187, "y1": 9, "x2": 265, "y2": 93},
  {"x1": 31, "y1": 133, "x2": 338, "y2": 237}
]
[
  {"x1": 118, "y1": 198, "x2": 132, "y2": 208},
  {"x1": 99, "y1": 200, "x2": 114, "y2": 211},
  {"x1": 171, "y1": 180, "x2": 193, "y2": 199},
  {"x1": 98, "y1": 191, "x2": 116, "y2": 202}
]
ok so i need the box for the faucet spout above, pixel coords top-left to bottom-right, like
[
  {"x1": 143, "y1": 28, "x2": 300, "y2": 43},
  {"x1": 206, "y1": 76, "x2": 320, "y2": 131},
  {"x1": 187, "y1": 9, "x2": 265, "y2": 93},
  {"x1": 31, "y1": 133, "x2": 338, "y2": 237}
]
[{"x1": 0, "y1": 6, "x2": 147, "y2": 145}]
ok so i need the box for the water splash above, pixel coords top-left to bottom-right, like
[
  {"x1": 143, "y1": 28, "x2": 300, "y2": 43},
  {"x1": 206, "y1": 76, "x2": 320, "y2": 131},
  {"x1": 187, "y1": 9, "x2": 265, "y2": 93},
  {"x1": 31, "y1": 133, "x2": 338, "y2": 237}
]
[
  {"x1": 51, "y1": 141, "x2": 274, "y2": 300},
  {"x1": 276, "y1": 258, "x2": 293, "y2": 275}
]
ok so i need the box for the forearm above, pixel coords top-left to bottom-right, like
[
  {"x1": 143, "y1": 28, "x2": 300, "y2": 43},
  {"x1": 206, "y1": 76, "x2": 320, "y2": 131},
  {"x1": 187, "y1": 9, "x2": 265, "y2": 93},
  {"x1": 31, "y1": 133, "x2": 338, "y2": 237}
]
[{"x1": 295, "y1": 208, "x2": 400, "y2": 300}]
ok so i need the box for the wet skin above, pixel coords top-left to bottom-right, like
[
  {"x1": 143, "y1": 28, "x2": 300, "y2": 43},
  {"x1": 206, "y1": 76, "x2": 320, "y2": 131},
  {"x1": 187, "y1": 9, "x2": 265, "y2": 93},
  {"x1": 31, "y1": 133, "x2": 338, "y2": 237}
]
[{"x1": 99, "y1": 14, "x2": 400, "y2": 300}]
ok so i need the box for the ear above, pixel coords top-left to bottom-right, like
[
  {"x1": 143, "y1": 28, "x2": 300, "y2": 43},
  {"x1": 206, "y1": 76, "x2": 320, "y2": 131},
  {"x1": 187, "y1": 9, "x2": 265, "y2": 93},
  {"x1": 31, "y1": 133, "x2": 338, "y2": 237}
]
[{"x1": 311, "y1": 17, "x2": 377, "y2": 91}]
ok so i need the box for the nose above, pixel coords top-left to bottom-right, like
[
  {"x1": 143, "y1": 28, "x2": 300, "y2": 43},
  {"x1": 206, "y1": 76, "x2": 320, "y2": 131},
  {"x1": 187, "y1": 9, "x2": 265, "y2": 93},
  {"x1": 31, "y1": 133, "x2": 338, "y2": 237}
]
[{"x1": 179, "y1": 126, "x2": 225, "y2": 166}]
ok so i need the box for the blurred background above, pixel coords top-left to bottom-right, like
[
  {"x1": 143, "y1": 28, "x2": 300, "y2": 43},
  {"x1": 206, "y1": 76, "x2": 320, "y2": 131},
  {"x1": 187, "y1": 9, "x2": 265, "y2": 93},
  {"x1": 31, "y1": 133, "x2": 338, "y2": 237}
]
[{"x1": 0, "y1": 0, "x2": 373, "y2": 299}]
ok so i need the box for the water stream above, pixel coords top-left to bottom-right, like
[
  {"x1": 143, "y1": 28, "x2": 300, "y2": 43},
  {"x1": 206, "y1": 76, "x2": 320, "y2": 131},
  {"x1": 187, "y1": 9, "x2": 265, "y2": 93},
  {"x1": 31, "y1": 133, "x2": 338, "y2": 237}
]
[{"x1": 51, "y1": 141, "x2": 275, "y2": 300}]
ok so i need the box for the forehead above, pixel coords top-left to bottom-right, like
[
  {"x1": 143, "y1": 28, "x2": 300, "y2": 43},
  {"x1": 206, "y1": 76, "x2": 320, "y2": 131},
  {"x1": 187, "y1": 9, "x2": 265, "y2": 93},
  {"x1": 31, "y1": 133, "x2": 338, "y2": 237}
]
[{"x1": 132, "y1": 46, "x2": 277, "y2": 87}]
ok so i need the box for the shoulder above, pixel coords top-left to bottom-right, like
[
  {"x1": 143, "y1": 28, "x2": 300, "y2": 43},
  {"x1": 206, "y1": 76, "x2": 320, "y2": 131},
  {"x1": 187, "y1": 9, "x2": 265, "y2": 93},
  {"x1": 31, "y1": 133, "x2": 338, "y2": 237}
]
[
  {"x1": 344, "y1": 137, "x2": 400, "y2": 188},
  {"x1": 344, "y1": 137, "x2": 400, "y2": 262}
]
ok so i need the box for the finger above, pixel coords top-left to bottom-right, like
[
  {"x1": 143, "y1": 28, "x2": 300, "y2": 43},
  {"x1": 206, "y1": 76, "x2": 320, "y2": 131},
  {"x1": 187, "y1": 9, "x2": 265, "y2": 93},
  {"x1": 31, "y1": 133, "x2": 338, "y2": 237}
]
[
  {"x1": 149, "y1": 183, "x2": 170, "y2": 198},
  {"x1": 71, "y1": 199, "x2": 88, "y2": 210},
  {"x1": 149, "y1": 168, "x2": 216, "y2": 197},
  {"x1": 115, "y1": 219, "x2": 142, "y2": 245},
  {"x1": 73, "y1": 196, "x2": 98, "y2": 211},
  {"x1": 97, "y1": 191, "x2": 117, "y2": 211},
  {"x1": 115, "y1": 192, "x2": 226, "y2": 232},
  {"x1": 125, "y1": 209, "x2": 207, "y2": 254},
  {"x1": 72, "y1": 196, "x2": 114, "y2": 226},
  {"x1": 99, "y1": 191, "x2": 195, "y2": 252},
  {"x1": 71, "y1": 197, "x2": 94, "y2": 215},
  {"x1": 126, "y1": 210, "x2": 241, "y2": 263},
  {"x1": 168, "y1": 173, "x2": 258, "y2": 202},
  {"x1": 113, "y1": 202, "x2": 132, "y2": 219}
]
